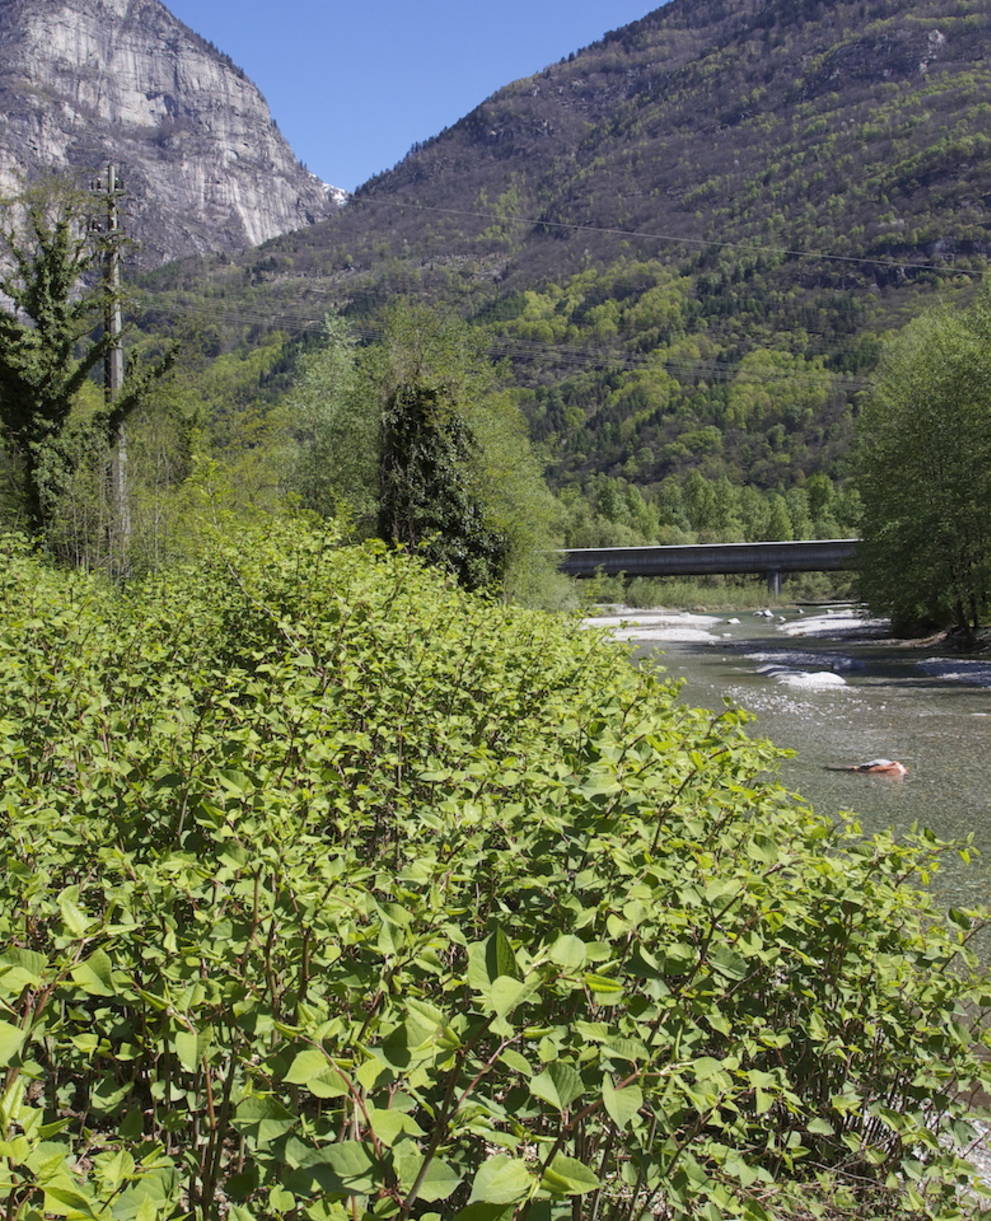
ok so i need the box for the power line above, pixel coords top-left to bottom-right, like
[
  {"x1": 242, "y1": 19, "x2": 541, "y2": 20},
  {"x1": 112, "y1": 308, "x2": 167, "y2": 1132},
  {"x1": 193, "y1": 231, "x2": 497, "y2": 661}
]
[
  {"x1": 131, "y1": 291, "x2": 872, "y2": 387},
  {"x1": 133, "y1": 297, "x2": 871, "y2": 393},
  {"x1": 132, "y1": 195, "x2": 984, "y2": 337},
  {"x1": 347, "y1": 195, "x2": 989, "y2": 278},
  {"x1": 134, "y1": 183, "x2": 953, "y2": 392}
]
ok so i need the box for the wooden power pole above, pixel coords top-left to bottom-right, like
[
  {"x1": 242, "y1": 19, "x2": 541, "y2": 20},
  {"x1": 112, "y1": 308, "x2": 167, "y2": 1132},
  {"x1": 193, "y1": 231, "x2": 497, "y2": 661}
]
[{"x1": 102, "y1": 163, "x2": 130, "y2": 570}]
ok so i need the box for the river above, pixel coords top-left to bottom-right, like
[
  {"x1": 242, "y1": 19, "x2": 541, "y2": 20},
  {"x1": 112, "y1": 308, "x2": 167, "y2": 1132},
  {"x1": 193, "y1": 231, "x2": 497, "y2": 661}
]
[{"x1": 587, "y1": 606, "x2": 991, "y2": 915}]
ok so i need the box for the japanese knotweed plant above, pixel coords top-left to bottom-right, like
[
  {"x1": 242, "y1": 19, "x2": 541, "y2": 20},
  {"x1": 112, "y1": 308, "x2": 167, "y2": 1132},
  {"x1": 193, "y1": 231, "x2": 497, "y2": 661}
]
[{"x1": 0, "y1": 522, "x2": 988, "y2": 1221}]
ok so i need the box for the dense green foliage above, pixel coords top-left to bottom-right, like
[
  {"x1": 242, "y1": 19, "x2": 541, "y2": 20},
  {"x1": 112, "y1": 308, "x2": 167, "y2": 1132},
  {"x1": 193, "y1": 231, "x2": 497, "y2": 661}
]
[
  {"x1": 281, "y1": 305, "x2": 565, "y2": 602},
  {"x1": 483, "y1": 261, "x2": 857, "y2": 494},
  {"x1": 0, "y1": 258, "x2": 563, "y2": 601},
  {"x1": 857, "y1": 288, "x2": 991, "y2": 633},
  {"x1": 0, "y1": 522, "x2": 989, "y2": 1219}
]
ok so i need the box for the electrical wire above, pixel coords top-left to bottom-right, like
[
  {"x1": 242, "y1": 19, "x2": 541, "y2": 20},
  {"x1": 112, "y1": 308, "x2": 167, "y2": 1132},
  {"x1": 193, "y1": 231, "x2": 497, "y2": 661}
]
[
  {"x1": 126, "y1": 187, "x2": 968, "y2": 391},
  {"x1": 345, "y1": 195, "x2": 990, "y2": 278},
  {"x1": 130, "y1": 295, "x2": 872, "y2": 392}
]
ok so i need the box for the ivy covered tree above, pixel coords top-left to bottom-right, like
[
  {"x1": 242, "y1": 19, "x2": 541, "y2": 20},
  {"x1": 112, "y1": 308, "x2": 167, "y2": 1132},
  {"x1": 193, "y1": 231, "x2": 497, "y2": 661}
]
[
  {"x1": 377, "y1": 379, "x2": 507, "y2": 591},
  {"x1": 856, "y1": 287, "x2": 991, "y2": 635},
  {"x1": 283, "y1": 302, "x2": 564, "y2": 602},
  {"x1": 371, "y1": 302, "x2": 563, "y2": 596}
]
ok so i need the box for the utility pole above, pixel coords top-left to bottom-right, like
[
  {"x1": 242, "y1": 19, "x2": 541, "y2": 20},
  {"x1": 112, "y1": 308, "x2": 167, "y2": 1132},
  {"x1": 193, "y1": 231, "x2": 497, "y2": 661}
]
[{"x1": 102, "y1": 163, "x2": 130, "y2": 571}]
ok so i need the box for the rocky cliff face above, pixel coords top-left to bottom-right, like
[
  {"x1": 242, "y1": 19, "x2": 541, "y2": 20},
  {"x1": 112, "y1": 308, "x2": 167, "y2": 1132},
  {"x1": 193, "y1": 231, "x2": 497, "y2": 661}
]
[{"x1": 0, "y1": 0, "x2": 337, "y2": 265}]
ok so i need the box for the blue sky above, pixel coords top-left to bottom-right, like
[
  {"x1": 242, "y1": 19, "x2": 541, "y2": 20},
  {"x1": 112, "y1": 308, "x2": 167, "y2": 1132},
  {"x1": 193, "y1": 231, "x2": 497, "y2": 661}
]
[{"x1": 164, "y1": 1, "x2": 662, "y2": 192}]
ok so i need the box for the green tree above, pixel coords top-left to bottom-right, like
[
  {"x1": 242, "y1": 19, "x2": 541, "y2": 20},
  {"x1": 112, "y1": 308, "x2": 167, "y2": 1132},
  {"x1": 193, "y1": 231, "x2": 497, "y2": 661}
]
[
  {"x1": 377, "y1": 379, "x2": 507, "y2": 590},
  {"x1": 762, "y1": 491, "x2": 795, "y2": 541},
  {"x1": 370, "y1": 302, "x2": 564, "y2": 596},
  {"x1": 0, "y1": 182, "x2": 174, "y2": 550},
  {"x1": 856, "y1": 289, "x2": 991, "y2": 634},
  {"x1": 285, "y1": 303, "x2": 564, "y2": 602},
  {"x1": 279, "y1": 315, "x2": 376, "y2": 526},
  {"x1": 0, "y1": 183, "x2": 113, "y2": 533}
]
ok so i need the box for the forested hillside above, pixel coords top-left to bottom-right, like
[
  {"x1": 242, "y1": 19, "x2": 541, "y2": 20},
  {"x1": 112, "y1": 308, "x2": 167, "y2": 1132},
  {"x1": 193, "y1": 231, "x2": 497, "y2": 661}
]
[{"x1": 138, "y1": 0, "x2": 991, "y2": 539}]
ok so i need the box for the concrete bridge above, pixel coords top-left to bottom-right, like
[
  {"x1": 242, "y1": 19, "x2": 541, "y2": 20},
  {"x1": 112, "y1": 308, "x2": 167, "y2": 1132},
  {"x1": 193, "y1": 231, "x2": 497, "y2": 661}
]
[{"x1": 559, "y1": 539, "x2": 860, "y2": 595}]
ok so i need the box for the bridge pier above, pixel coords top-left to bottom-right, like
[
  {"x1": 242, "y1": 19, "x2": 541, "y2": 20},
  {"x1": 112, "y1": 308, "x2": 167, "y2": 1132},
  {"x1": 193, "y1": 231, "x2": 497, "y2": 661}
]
[{"x1": 766, "y1": 569, "x2": 782, "y2": 597}]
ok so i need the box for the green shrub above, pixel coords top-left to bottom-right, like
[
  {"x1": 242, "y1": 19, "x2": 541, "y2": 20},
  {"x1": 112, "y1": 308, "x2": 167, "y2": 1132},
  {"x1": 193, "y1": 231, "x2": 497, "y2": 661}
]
[{"x1": 0, "y1": 522, "x2": 988, "y2": 1220}]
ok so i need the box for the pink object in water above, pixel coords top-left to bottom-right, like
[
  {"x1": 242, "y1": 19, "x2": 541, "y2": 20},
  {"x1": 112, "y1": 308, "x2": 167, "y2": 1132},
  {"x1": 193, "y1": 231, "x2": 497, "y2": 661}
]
[{"x1": 851, "y1": 758, "x2": 908, "y2": 776}]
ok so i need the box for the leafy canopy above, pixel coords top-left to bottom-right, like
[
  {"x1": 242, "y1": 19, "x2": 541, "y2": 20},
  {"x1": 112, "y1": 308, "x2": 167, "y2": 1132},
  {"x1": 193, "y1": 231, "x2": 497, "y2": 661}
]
[{"x1": 856, "y1": 285, "x2": 991, "y2": 633}]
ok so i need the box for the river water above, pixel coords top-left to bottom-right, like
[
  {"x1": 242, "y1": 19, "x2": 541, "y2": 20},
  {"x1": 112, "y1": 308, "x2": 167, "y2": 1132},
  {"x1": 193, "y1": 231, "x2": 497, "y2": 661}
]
[{"x1": 589, "y1": 606, "x2": 991, "y2": 915}]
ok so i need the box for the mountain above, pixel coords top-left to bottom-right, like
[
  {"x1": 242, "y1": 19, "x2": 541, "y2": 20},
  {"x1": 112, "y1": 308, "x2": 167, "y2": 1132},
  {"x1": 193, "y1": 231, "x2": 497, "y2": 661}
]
[
  {"x1": 0, "y1": 0, "x2": 339, "y2": 265},
  {"x1": 350, "y1": 0, "x2": 989, "y2": 292},
  {"x1": 143, "y1": 0, "x2": 991, "y2": 498}
]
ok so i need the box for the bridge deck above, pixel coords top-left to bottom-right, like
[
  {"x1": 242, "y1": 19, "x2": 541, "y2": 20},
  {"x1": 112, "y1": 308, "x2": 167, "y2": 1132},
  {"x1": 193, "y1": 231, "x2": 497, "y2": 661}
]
[{"x1": 559, "y1": 539, "x2": 859, "y2": 584}]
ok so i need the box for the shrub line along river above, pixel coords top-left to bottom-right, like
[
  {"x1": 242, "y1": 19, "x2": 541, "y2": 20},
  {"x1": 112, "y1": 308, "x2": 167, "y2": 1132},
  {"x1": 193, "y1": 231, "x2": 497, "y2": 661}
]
[{"x1": 586, "y1": 604, "x2": 991, "y2": 915}]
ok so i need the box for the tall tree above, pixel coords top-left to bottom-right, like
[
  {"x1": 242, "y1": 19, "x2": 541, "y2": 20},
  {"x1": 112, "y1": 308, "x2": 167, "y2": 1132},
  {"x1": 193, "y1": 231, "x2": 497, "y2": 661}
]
[
  {"x1": 0, "y1": 180, "x2": 172, "y2": 553},
  {"x1": 279, "y1": 314, "x2": 375, "y2": 525},
  {"x1": 283, "y1": 303, "x2": 564, "y2": 601},
  {"x1": 377, "y1": 379, "x2": 507, "y2": 591},
  {"x1": 371, "y1": 302, "x2": 566, "y2": 596},
  {"x1": 856, "y1": 288, "x2": 991, "y2": 634},
  {"x1": 0, "y1": 182, "x2": 110, "y2": 533}
]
